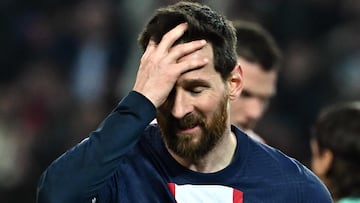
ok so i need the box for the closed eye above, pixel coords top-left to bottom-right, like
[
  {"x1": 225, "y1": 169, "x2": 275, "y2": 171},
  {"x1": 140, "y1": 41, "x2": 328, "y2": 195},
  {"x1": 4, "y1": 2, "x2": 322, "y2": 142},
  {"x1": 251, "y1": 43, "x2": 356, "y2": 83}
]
[
  {"x1": 183, "y1": 79, "x2": 210, "y2": 95},
  {"x1": 241, "y1": 89, "x2": 272, "y2": 104},
  {"x1": 189, "y1": 86, "x2": 206, "y2": 94}
]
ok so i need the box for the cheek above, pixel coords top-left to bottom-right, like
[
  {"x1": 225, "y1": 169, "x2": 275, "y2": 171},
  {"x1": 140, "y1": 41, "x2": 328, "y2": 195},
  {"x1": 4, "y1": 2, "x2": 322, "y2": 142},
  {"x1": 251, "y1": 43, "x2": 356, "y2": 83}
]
[
  {"x1": 230, "y1": 102, "x2": 244, "y2": 117},
  {"x1": 195, "y1": 86, "x2": 228, "y2": 116},
  {"x1": 310, "y1": 141, "x2": 321, "y2": 174},
  {"x1": 311, "y1": 156, "x2": 321, "y2": 175},
  {"x1": 199, "y1": 93, "x2": 222, "y2": 109},
  {"x1": 231, "y1": 99, "x2": 245, "y2": 110},
  {"x1": 197, "y1": 102, "x2": 218, "y2": 118}
]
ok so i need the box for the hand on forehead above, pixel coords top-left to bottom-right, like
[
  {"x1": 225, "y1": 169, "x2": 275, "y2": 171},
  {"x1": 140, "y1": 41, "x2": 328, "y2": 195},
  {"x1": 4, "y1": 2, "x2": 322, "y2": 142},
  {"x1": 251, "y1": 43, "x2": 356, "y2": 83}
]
[
  {"x1": 133, "y1": 23, "x2": 209, "y2": 108},
  {"x1": 176, "y1": 43, "x2": 212, "y2": 66}
]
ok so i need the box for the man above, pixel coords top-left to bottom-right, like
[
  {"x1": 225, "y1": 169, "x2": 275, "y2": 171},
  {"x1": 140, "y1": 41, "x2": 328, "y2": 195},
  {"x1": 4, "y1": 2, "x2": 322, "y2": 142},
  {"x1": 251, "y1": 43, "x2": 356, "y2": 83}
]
[
  {"x1": 310, "y1": 101, "x2": 360, "y2": 202},
  {"x1": 230, "y1": 20, "x2": 282, "y2": 143},
  {"x1": 36, "y1": 2, "x2": 332, "y2": 202}
]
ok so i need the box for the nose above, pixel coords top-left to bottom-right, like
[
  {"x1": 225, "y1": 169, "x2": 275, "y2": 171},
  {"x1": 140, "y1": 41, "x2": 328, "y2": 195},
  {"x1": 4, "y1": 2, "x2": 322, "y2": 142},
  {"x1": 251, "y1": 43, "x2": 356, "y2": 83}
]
[{"x1": 171, "y1": 90, "x2": 193, "y2": 119}]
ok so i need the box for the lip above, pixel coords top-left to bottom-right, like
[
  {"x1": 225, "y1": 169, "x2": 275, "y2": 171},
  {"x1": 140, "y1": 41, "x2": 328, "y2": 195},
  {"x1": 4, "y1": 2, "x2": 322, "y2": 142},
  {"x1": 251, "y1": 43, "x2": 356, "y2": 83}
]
[{"x1": 178, "y1": 125, "x2": 200, "y2": 133}]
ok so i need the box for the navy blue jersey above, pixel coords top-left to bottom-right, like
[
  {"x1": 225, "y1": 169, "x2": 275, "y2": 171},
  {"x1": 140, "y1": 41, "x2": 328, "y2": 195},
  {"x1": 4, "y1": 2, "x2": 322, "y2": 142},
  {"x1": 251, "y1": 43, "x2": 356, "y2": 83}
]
[{"x1": 37, "y1": 91, "x2": 332, "y2": 203}]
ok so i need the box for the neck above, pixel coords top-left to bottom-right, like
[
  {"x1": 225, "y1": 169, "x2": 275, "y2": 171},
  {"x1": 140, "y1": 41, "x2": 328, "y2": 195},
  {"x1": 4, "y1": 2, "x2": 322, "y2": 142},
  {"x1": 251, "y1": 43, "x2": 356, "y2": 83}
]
[{"x1": 169, "y1": 128, "x2": 237, "y2": 173}]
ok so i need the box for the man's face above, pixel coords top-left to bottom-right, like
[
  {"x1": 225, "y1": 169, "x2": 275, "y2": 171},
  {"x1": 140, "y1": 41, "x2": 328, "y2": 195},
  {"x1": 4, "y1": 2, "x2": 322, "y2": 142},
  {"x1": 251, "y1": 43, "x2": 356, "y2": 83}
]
[
  {"x1": 309, "y1": 138, "x2": 331, "y2": 185},
  {"x1": 230, "y1": 57, "x2": 277, "y2": 131},
  {"x1": 310, "y1": 138, "x2": 323, "y2": 177},
  {"x1": 157, "y1": 44, "x2": 230, "y2": 161}
]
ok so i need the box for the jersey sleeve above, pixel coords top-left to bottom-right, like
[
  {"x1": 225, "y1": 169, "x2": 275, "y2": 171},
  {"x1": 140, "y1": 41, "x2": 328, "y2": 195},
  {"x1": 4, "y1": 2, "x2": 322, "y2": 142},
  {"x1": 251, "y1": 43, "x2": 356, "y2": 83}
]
[
  {"x1": 303, "y1": 179, "x2": 333, "y2": 202},
  {"x1": 296, "y1": 164, "x2": 333, "y2": 202},
  {"x1": 36, "y1": 91, "x2": 156, "y2": 203}
]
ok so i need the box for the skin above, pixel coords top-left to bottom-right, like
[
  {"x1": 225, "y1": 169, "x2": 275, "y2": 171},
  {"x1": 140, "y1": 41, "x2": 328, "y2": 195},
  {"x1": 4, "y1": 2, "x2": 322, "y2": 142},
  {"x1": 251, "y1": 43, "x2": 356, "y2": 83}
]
[
  {"x1": 133, "y1": 23, "x2": 209, "y2": 108},
  {"x1": 133, "y1": 23, "x2": 243, "y2": 173},
  {"x1": 230, "y1": 57, "x2": 277, "y2": 131},
  {"x1": 310, "y1": 138, "x2": 333, "y2": 189}
]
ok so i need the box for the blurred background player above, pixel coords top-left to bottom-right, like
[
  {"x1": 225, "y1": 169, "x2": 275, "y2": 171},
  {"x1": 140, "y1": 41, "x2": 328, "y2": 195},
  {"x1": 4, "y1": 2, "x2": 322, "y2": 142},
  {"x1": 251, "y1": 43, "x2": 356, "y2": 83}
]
[
  {"x1": 310, "y1": 101, "x2": 360, "y2": 202},
  {"x1": 230, "y1": 20, "x2": 282, "y2": 143}
]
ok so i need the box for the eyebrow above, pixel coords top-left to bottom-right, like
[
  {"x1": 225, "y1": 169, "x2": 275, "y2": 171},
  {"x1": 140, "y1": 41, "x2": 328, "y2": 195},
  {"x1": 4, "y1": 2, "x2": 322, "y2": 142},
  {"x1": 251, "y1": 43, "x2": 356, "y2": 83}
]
[
  {"x1": 181, "y1": 66, "x2": 204, "y2": 75},
  {"x1": 180, "y1": 78, "x2": 211, "y2": 87}
]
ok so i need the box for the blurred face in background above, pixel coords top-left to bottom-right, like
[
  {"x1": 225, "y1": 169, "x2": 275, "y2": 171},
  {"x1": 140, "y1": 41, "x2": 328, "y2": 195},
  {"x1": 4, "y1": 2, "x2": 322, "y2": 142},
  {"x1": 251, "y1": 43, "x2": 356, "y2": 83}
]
[
  {"x1": 230, "y1": 57, "x2": 277, "y2": 131},
  {"x1": 310, "y1": 137, "x2": 332, "y2": 185}
]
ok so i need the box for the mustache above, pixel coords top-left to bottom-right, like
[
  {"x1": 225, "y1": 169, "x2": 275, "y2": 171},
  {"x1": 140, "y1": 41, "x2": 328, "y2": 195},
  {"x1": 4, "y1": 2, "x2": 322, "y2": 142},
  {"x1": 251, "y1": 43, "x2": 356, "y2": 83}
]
[{"x1": 172, "y1": 114, "x2": 205, "y2": 129}]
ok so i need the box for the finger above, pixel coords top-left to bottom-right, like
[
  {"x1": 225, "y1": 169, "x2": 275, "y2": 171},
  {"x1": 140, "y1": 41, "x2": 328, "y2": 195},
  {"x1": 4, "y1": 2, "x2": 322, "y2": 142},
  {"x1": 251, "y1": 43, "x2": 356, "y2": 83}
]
[
  {"x1": 141, "y1": 39, "x2": 157, "y2": 61},
  {"x1": 165, "y1": 39, "x2": 207, "y2": 63},
  {"x1": 173, "y1": 56, "x2": 209, "y2": 75},
  {"x1": 156, "y1": 23, "x2": 188, "y2": 54}
]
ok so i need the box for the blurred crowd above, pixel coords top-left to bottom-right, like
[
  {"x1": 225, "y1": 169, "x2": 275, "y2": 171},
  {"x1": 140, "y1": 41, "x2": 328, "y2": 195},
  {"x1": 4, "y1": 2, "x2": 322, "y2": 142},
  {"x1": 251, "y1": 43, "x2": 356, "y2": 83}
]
[{"x1": 0, "y1": 0, "x2": 359, "y2": 202}]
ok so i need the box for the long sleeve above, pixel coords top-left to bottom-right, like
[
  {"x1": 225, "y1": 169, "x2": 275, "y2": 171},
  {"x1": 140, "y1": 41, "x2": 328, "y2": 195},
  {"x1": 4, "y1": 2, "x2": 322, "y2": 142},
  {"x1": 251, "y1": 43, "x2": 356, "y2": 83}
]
[{"x1": 36, "y1": 91, "x2": 156, "y2": 203}]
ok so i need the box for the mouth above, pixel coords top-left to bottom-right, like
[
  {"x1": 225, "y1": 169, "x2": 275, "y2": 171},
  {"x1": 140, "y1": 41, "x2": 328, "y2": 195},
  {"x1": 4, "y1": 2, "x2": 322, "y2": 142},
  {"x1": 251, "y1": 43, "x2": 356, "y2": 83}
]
[{"x1": 178, "y1": 124, "x2": 199, "y2": 133}]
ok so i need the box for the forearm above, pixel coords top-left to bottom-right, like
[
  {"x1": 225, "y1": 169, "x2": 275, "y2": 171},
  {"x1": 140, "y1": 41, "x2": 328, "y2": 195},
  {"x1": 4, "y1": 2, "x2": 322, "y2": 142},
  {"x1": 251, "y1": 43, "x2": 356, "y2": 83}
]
[{"x1": 36, "y1": 91, "x2": 156, "y2": 203}]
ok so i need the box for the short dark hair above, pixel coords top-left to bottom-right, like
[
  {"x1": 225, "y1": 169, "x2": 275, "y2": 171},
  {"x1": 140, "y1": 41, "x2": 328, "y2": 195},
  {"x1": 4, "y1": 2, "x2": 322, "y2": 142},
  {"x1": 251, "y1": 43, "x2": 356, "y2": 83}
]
[
  {"x1": 311, "y1": 101, "x2": 360, "y2": 199},
  {"x1": 232, "y1": 20, "x2": 282, "y2": 71},
  {"x1": 138, "y1": 1, "x2": 237, "y2": 80}
]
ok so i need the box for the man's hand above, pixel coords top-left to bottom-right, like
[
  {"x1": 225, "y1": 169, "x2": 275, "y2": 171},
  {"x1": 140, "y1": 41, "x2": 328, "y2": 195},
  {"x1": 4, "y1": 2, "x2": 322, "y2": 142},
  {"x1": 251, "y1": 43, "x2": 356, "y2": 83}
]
[{"x1": 133, "y1": 23, "x2": 208, "y2": 108}]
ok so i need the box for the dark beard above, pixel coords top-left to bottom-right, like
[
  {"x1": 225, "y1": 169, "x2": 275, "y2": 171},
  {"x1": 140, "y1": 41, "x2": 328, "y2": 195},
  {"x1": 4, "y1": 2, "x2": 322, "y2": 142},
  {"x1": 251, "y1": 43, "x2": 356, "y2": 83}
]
[{"x1": 157, "y1": 95, "x2": 228, "y2": 161}]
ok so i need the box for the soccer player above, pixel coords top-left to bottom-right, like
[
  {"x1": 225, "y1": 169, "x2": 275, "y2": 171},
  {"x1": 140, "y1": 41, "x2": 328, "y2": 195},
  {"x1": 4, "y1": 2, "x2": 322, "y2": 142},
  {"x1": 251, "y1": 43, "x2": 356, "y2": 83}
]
[{"x1": 37, "y1": 2, "x2": 332, "y2": 202}]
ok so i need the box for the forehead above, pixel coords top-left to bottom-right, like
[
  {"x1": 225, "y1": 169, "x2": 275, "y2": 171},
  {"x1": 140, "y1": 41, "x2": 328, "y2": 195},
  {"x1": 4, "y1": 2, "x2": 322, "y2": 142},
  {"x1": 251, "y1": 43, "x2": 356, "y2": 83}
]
[
  {"x1": 238, "y1": 57, "x2": 277, "y2": 95},
  {"x1": 177, "y1": 44, "x2": 221, "y2": 82}
]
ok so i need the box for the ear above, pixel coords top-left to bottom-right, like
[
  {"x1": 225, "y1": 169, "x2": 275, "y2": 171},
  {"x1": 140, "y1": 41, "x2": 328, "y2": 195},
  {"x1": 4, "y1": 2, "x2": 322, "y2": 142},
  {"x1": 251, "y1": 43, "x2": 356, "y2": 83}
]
[
  {"x1": 227, "y1": 64, "x2": 243, "y2": 100},
  {"x1": 316, "y1": 149, "x2": 334, "y2": 177}
]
